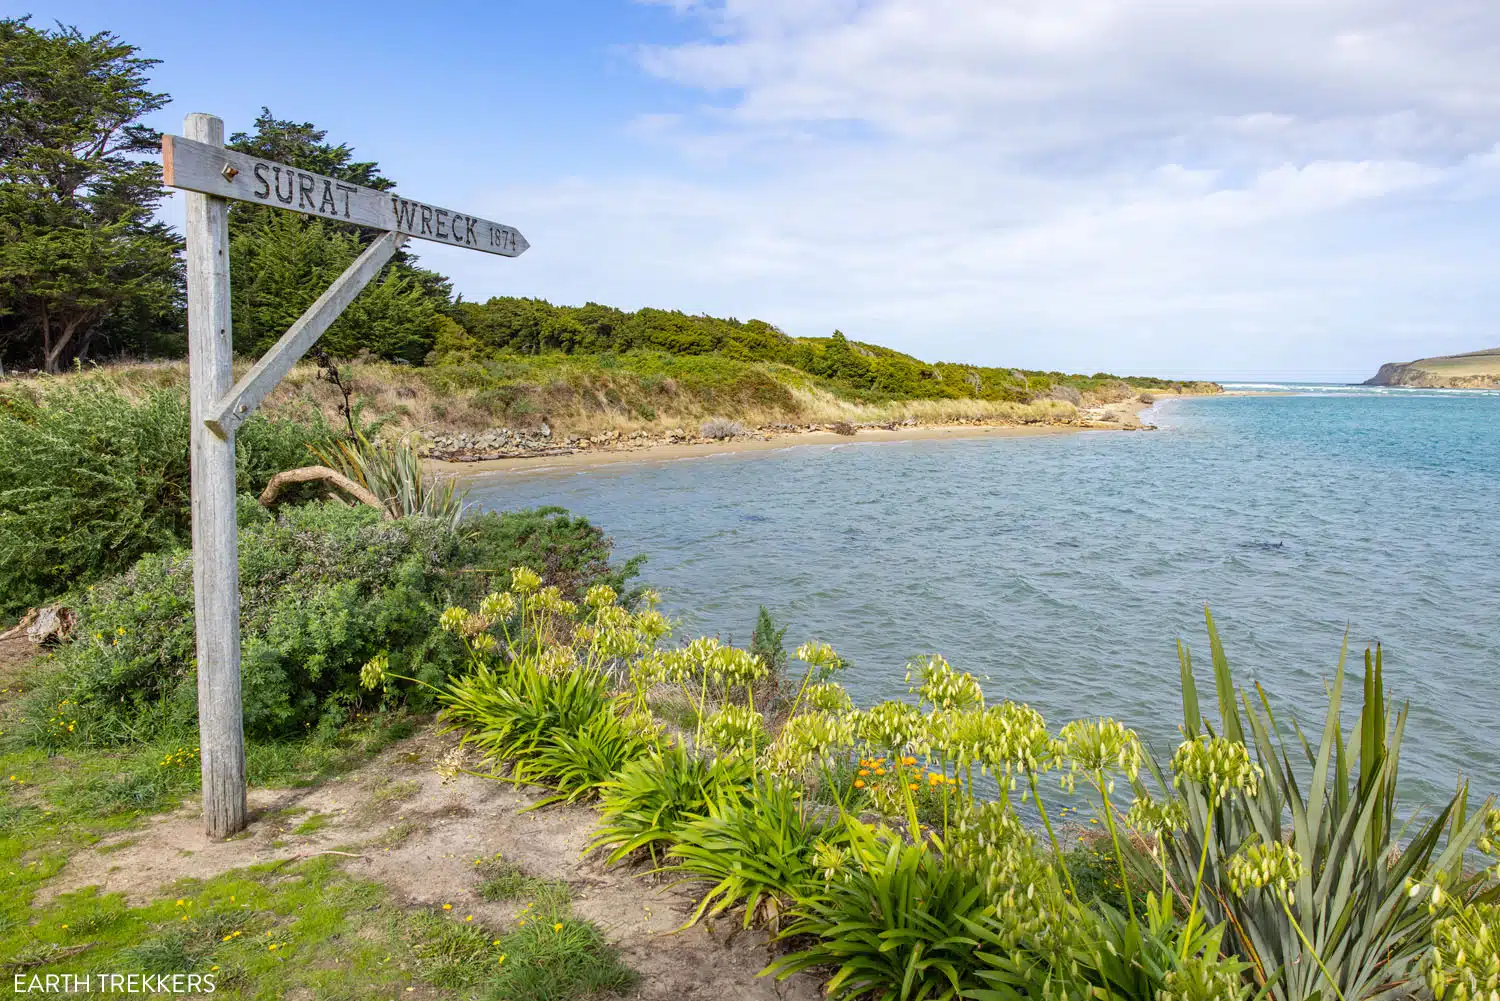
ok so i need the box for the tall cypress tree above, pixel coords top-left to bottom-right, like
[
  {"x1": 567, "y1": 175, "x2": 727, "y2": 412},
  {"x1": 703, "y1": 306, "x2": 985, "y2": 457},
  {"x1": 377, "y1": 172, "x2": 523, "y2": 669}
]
[
  {"x1": 226, "y1": 110, "x2": 452, "y2": 362},
  {"x1": 0, "y1": 17, "x2": 182, "y2": 372}
]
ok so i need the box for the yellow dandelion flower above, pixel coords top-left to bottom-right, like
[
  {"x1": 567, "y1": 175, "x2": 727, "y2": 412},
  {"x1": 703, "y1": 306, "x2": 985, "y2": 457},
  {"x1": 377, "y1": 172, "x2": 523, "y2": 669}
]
[
  {"x1": 553, "y1": 922, "x2": 564, "y2": 932},
  {"x1": 442, "y1": 903, "x2": 452, "y2": 910}
]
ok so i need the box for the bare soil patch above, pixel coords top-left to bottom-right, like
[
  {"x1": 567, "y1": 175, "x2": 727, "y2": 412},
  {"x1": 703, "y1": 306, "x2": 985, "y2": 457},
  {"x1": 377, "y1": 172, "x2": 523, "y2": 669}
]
[
  {"x1": 41, "y1": 728, "x2": 820, "y2": 1001},
  {"x1": 0, "y1": 633, "x2": 40, "y2": 704}
]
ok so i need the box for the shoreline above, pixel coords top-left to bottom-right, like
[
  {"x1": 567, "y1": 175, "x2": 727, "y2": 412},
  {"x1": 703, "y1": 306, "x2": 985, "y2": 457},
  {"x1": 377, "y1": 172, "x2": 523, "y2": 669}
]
[{"x1": 435, "y1": 396, "x2": 1170, "y2": 477}]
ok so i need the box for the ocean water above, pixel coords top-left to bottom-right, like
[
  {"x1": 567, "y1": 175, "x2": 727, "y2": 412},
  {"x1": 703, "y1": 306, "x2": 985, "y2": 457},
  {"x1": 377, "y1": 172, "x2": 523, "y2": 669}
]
[{"x1": 465, "y1": 387, "x2": 1500, "y2": 806}]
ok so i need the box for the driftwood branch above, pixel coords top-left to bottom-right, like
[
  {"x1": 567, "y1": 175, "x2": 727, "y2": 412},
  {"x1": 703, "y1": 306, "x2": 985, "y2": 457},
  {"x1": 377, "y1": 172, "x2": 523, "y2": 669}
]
[{"x1": 258, "y1": 465, "x2": 389, "y2": 517}]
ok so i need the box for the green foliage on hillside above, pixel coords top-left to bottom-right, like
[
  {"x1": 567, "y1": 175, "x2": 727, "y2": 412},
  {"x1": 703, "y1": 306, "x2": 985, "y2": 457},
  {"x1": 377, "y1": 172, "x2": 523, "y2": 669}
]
[
  {"x1": 450, "y1": 298, "x2": 1201, "y2": 404},
  {"x1": 417, "y1": 350, "x2": 807, "y2": 424}
]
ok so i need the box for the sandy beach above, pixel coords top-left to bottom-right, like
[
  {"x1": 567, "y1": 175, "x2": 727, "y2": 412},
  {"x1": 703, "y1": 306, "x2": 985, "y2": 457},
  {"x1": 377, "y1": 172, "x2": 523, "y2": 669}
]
[{"x1": 434, "y1": 396, "x2": 1167, "y2": 477}]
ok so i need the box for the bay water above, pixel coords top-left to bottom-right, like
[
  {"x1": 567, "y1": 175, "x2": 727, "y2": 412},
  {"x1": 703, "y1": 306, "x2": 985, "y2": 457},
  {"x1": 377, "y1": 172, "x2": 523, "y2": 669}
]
[{"x1": 466, "y1": 387, "x2": 1500, "y2": 806}]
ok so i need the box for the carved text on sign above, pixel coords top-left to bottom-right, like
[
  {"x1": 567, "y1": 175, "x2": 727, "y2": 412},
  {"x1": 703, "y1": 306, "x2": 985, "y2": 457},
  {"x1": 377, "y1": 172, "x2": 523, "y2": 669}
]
[{"x1": 163, "y1": 134, "x2": 528, "y2": 258}]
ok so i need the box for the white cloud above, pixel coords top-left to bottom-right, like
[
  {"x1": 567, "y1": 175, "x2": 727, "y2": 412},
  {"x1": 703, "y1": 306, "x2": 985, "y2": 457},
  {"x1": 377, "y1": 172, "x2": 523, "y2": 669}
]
[{"x1": 448, "y1": 0, "x2": 1500, "y2": 379}]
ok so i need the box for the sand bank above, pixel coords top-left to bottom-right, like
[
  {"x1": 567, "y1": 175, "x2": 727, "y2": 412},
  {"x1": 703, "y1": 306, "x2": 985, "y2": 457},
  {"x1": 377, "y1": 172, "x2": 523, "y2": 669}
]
[{"x1": 435, "y1": 404, "x2": 1163, "y2": 478}]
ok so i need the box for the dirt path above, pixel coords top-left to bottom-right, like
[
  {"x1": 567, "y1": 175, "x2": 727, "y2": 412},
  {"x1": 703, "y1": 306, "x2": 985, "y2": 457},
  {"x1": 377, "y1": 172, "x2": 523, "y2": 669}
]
[
  {"x1": 0, "y1": 633, "x2": 39, "y2": 707},
  {"x1": 41, "y1": 728, "x2": 821, "y2": 1001}
]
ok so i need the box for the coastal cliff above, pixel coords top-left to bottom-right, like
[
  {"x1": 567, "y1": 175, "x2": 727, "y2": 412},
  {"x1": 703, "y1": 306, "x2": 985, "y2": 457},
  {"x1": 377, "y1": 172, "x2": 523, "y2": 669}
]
[{"x1": 1364, "y1": 348, "x2": 1500, "y2": 389}]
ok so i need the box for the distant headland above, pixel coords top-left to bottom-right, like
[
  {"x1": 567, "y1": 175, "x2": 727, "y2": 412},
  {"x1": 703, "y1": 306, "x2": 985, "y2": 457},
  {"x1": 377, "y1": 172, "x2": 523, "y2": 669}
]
[{"x1": 1364, "y1": 347, "x2": 1500, "y2": 388}]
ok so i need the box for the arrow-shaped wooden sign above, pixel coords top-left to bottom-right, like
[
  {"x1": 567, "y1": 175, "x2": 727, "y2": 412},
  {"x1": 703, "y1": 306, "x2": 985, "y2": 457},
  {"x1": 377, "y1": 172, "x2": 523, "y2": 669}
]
[
  {"x1": 163, "y1": 134, "x2": 528, "y2": 257},
  {"x1": 162, "y1": 113, "x2": 532, "y2": 839}
]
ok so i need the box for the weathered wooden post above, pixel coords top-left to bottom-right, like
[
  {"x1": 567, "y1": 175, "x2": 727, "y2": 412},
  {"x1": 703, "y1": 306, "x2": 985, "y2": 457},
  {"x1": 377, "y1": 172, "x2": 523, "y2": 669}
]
[
  {"x1": 165, "y1": 113, "x2": 528, "y2": 838},
  {"x1": 182, "y1": 113, "x2": 247, "y2": 838}
]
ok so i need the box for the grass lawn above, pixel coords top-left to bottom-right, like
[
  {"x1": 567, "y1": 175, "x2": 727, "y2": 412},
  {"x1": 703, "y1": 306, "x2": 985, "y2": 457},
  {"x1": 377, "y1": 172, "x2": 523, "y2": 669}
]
[{"x1": 0, "y1": 716, "x2": 636, "y2": 1000}]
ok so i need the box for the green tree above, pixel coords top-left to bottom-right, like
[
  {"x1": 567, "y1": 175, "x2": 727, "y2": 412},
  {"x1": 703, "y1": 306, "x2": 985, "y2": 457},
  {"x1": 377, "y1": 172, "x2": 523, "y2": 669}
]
[
  {"x1": 0, "y1": 17, "x2": 182, "y2": 372},
  {"x1": 225, "y1": 110, "x2": 452, "y2": 361}
]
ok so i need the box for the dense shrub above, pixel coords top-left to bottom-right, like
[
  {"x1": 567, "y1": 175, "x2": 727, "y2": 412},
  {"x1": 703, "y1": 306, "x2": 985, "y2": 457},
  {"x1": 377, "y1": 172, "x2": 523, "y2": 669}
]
[
  {"x1": 447, "y1": 297, "x2": 1210, "y2": 407},
  {"x1": 0, "y1": 385, "x2": 344, "y2": 618},
  {"x1": 21, "y1": 502, "x2": 637, "y2": 744}
]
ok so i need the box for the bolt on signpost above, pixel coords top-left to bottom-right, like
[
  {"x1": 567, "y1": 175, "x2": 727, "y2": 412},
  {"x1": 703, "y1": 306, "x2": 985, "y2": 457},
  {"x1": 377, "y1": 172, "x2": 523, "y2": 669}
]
[{"x1": 164, "y1": 113, "x2": 528, "y2": 837}]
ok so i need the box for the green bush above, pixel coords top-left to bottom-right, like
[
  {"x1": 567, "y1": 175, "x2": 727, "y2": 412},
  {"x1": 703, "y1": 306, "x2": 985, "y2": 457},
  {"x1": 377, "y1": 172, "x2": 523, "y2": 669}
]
[
  {"x1": 668, "y1": 777, "x2": 842, "y2": 929},
  {"x1": 0, "y1": 384, "x2": 344, "y2": 618},
  {"x1": 769, "y1": 827, "x2": 991, "y2": 1001},
  {"x1": 440, "y1": 660, "x2": 649, "y2": 805},
  {"x1": 21, "y1": 502, "x2": 636, "y2": 745},
  {"x1": 592, "y1": 743, "x2": 754, "y2": 863}
]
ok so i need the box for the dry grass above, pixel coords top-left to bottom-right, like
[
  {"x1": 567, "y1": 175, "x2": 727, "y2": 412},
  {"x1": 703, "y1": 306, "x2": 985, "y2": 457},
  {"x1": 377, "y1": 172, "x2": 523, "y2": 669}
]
[
  {"x1": 8, "y1": 359, "x2": 1085, "y2": 437},
  {"x1": 781, "y1": 388, "x2": 1076, "y2": 426},
  {"x1": 1408, "y1": 348, "x2": 1500, "y2": 377}
]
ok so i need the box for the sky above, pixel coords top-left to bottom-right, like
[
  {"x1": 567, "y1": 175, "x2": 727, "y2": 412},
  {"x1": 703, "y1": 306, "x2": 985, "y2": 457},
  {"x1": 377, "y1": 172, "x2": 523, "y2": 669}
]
[{"x1": 21, "y1": 0, "x2": 1500, "y2": 381}]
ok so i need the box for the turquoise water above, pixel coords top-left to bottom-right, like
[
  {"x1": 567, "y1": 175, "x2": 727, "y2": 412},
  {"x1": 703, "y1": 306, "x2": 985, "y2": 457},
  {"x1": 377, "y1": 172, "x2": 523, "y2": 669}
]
[{"x1": 465, "y1": 388, "x2": 1500, "y2": 806}]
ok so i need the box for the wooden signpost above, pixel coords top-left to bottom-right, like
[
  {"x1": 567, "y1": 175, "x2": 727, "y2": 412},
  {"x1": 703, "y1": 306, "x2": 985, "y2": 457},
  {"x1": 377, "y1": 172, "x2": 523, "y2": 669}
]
[{"x1": 164, "y1": 113, "x2": 528, "y2": 837}]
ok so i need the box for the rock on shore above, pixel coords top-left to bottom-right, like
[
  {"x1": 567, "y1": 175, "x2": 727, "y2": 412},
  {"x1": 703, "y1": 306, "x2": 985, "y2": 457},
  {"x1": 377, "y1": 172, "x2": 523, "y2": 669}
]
[{"x1": 417, "y1": 416, "x2": 1126, "y2": 462}]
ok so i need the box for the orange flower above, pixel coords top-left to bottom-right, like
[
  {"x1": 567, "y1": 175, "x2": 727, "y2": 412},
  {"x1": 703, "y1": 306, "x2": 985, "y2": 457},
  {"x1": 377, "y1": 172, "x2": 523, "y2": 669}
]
[{"x1": 853, "y1": 779, "x2": 865, "y2": 789}]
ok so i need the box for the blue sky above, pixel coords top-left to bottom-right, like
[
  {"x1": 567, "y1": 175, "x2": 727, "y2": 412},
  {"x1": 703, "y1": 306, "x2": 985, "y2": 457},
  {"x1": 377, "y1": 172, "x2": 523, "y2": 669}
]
[{"x1": 22, "y1": 0, "x2": 1500, "y2": 381}]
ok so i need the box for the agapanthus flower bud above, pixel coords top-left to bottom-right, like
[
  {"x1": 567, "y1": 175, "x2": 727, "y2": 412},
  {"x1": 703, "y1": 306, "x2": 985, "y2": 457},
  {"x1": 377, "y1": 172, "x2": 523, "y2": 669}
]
[
  {"x1": 854, "y1": 701, "x2": 926, "y2": 755},
  {"x1": 1060, "y1": 717, "x2": 1143, "y2": 781},
  {"x1": 584, "y1": 584, "x2": 618, "y2": 609},
  {"x1": 1172, "y1": 736, "x2": 1263, "y2": 803},
  {"x1": 795, "y1": 642, "x2": 842, "y2": 672},
  {"x1": 1126, "y1": 794, "x2": 1188, "y2": 836},
  {"x1": 700, "y1": 704, "x2": 765, "y2": 754},
  {"x1": 509, "y1": 566, "x2": 542, "y2": 593},
  {"x1": 478, "y1": 591, "x2": 517, "y2": 620},
  {"x1": 359, "y1": 652, "x2": 388, "y2": 690},
  {"x1": 510, "y1": 567, "x2": 546, "y2": 591},
  {"x1": 804, "y1": 681, "x2": 854, "y2": 714},
  {"x1": 907, "y1": 654, "x2": 985, "y2": 713},
  {"x1": 1226, "y1": 840, "x2": 1306, "y2": 903}
]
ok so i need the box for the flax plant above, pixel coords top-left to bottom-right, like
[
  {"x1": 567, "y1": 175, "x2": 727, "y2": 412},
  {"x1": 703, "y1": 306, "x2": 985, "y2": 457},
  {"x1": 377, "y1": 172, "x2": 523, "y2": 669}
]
[
  {"x1": 311, "y1": 430, "x2": 466, "y2": 527},
  {"x1": 1144, "y1": 610, "x2": 1499, "y2": 1001}
]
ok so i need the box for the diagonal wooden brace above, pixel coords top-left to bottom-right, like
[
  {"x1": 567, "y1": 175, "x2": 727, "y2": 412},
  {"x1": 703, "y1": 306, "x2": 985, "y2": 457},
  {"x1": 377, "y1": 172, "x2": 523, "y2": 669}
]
[{"x1": 204, "y1": 229, "x2": 407, "y2": 437}]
